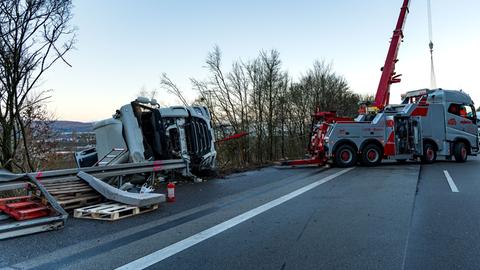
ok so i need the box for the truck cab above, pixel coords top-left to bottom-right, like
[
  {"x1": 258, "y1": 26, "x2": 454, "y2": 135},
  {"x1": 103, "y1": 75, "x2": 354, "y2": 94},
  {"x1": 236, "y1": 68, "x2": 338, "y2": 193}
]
[
  {"x1": 75, "y1": 97, "x2": 217, "y2": 177},
  {"x1": 403, "y1": 89, "x2": 479, "y2": 160}
]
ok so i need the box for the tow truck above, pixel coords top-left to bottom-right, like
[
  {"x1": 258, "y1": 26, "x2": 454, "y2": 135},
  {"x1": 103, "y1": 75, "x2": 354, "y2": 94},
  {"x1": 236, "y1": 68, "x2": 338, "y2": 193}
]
[{"x1": 282, "y1": 0, "x2": 479, "y2": 167}]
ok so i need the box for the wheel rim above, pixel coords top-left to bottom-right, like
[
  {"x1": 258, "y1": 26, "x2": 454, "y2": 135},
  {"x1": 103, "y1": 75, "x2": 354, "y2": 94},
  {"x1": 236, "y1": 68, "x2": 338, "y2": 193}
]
[
  {"x1": 366, "y1": 149, "x2": 379, "y2": 162},
  {"x1": 340, "y1": 150, "x2": 352, "y2": 163},
  {"x1": 426, "y1": 148, "x2": 434, "y2": 161},
  {"x1": 461, "y1": 147, "x2": 467, "y2": 160}
]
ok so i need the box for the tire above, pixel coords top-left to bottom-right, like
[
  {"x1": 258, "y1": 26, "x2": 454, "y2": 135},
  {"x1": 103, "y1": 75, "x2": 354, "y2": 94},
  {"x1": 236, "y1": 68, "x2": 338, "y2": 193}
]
[
  {"x1": 453, "y1": 142, "x2": 468, "y2": 163},
  {"x1": 421, "y1": 143, "x2": 437, "y2": 164},
  {"x1": 334, "y1": 144, "x2": 358, "y2": 168},
  {"x1": 360, "y1": 144, "x2": 383, "y2": 166}
]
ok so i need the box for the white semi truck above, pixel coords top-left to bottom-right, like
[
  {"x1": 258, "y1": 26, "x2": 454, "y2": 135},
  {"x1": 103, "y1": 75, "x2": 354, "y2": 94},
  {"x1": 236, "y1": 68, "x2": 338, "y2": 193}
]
[{"x1": 75, "y1": 97, "x2": 217, "y2": 176}]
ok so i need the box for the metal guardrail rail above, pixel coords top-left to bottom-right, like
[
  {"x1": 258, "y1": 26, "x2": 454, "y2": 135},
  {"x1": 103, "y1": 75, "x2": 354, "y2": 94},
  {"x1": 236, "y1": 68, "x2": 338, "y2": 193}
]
[{"x1": 0, "y1": 159, "x2": 187, "y2": 191}]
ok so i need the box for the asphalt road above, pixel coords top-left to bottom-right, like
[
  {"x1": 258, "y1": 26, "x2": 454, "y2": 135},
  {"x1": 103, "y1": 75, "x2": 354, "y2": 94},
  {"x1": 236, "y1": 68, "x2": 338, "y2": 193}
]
[{"x1": 1, "y1": 157, "x2": 479, "y2": 270}]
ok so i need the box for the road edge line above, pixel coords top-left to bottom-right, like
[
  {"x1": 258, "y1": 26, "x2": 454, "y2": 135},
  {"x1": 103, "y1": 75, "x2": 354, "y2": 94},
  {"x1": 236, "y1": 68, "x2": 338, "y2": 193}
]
[
  {"x1": 443, "y1": 170, "x2": 459, "y2": 192},
  {"x1": 116, "y1": 167, "x2": 354, "y2": 270}
]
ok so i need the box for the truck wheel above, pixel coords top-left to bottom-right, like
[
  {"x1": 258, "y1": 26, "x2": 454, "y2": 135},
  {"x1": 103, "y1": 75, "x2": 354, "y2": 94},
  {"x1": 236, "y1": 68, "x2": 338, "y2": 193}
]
[
  {"x1": 334, "y1": 144, "x2": 357, "y2": 168},
  {"x1": 361, "y1": 144, "x2": 382, "y2": 166},
  {"x1": 421, "y1": 143, "x2": 437, "y2": 164},
  {"x1": 453, "y1": 142, "x2": 468, "y2": 163}
]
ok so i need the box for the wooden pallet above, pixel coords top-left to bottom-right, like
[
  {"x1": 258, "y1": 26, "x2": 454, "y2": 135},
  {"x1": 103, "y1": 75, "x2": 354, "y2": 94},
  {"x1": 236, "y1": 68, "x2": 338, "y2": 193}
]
[
  {"x1": 73, "y1": 202, "x2": 158, "y2": 221},
  {"x1": 57, "y1": 194, "x2": 103, "y2": 211},
  {"x1": 40, "y1": 180, "x2": 102, "y2": 211}
]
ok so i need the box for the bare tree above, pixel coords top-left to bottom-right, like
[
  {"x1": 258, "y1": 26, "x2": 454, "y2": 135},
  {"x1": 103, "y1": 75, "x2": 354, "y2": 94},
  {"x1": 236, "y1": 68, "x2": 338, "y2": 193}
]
[
  {"x1": 16, "y1": 91, "x2": 58, "y2": 170},
  {"x1": 260, "y1": 50, "x2": 286, "y2": 160},
  {"x1": 204, "y1": 46, "x2": 240, "y2": 131},
  {"x1": 137, "y1": 85, "x2": 158, "y2": 100},
  {"x1": 160, "y1": 73, "x2": 188, "y2": 106},
  {"x1": 0, "y1": 0, "x2": 76, "y2": 172},
  {"x1": 244, "y1": 57, "x2": 264, "y2": 163},
  {"x1": 192, "y1": 46, "x2": 361, "y2": 169}
]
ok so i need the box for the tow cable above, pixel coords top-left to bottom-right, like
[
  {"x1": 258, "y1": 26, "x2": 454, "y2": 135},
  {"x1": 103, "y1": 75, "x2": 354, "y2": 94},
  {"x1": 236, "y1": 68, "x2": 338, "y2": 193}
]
[{"x1": 427, "y1": 0, "x2": 437, "y2": 88}]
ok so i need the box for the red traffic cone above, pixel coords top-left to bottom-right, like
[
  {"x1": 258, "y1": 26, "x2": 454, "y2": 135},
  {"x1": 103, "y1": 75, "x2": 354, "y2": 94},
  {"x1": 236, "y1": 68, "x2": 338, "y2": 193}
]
[{"x1": 167, "y1": 182, "x2": 176, "y2": 202}]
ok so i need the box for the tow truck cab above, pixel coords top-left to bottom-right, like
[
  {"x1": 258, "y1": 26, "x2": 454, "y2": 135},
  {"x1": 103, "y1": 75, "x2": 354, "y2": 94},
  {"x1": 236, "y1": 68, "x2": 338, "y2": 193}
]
[{"x1": 402, "y1": 89, "x2": 478, "y2": 157}]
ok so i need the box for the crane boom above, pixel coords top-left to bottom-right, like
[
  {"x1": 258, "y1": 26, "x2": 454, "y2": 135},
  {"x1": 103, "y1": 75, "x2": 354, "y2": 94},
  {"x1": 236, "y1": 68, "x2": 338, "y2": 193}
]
[{"x1": 373, "y1": 0, "x2": 410, "y2": 110}]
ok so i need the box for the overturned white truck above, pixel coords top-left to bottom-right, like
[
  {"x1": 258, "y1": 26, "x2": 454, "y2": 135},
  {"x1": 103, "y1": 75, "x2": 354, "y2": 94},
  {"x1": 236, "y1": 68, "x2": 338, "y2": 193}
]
[{"x1": 75, "y1": 97, "x2": 217, "y2": 177}]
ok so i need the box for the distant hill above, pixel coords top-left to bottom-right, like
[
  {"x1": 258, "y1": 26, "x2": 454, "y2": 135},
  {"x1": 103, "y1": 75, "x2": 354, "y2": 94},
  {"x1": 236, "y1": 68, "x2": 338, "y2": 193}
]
[{"x1": 50, "y1": 121, "x2": 94, "y2": 133}]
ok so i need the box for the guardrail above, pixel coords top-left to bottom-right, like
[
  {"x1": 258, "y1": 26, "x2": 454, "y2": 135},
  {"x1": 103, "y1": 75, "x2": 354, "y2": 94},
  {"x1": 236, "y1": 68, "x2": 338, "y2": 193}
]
[{"x1": 0, "y1": 159, "x2": 187, "y2": 191}]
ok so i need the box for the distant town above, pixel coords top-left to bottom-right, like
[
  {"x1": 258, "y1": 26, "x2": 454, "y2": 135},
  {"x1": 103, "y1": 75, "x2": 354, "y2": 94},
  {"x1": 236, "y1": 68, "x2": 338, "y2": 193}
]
[{"x1": 49, "y1": 121, "x2": 95, "y2": 169}]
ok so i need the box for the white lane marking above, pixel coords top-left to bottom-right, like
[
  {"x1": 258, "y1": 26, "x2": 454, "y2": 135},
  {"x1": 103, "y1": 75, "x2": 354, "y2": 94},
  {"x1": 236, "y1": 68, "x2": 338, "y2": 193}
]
[
  {"x1": 443, "y1": 170, "x2": 459, "y2": 193},
  {"x1": 116, "y1": 168, "x2": 354, "y2": 270}
]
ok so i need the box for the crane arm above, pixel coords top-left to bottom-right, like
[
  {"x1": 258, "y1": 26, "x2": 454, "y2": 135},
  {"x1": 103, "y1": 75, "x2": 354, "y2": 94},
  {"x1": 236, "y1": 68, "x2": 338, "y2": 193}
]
[{"x1": 373, "y1": 0, "x2": 410, "y2": 110}]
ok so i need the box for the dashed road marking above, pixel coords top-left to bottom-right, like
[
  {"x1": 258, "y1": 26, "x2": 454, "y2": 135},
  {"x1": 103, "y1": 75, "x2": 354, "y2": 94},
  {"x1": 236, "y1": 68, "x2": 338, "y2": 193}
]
[
  {"x1": 443, "y1": 170, "x2": 459, "y2": 193},
  {"x1": 116, "y1": 168, "x2": 355, "y2": 270}
]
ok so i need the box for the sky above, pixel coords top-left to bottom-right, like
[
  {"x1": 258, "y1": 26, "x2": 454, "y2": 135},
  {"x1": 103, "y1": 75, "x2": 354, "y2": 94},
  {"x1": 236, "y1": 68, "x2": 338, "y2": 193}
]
[{"x1": 42, "y1": 0, "x2": 480, "y2": 122}]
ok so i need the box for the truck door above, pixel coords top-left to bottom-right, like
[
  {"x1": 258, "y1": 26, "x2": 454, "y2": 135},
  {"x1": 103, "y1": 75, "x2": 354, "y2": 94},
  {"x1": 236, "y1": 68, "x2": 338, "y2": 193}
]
[{"x1": 446, "y1": 103, "x2": 478, "y2": 150}]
